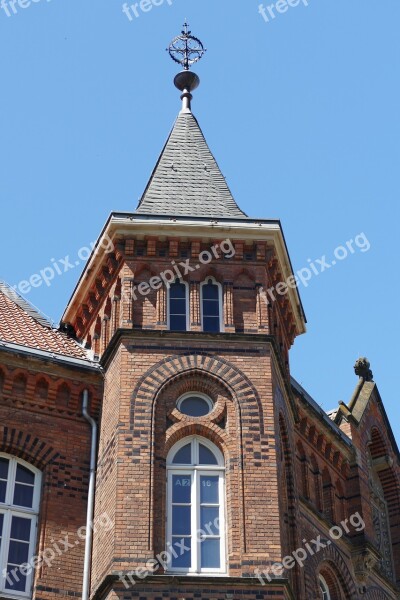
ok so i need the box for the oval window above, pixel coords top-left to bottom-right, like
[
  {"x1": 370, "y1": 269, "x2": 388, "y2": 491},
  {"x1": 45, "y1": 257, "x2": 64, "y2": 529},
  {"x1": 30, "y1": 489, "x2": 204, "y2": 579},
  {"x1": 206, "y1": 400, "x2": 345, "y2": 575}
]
[{"x1": 177, "y1": 394, "x2": 213, "y2": 417}]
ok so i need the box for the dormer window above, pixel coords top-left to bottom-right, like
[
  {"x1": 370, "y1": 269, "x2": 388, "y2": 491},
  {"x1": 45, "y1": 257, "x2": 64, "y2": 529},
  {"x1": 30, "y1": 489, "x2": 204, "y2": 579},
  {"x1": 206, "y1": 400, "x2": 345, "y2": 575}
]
[
  {"x1": 201, "y1": 278, "x2": 223, "y2": 333},
  {"x1": 168, "y1": 279, "x2": 189, "y2": 332}
]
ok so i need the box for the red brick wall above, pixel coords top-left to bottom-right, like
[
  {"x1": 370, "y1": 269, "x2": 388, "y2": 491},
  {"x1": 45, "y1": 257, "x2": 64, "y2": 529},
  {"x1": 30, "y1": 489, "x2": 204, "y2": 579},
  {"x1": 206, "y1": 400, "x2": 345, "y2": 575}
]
[{"x1": 0, "y1": 351, "x2": 102, "y2": 600}]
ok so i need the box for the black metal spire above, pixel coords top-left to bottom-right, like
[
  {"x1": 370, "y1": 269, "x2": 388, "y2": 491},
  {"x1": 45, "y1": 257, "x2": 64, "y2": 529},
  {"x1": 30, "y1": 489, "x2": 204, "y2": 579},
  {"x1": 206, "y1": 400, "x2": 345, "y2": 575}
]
[{"x1": 167, "y1": 22, "x2": 206, "y2": 112}]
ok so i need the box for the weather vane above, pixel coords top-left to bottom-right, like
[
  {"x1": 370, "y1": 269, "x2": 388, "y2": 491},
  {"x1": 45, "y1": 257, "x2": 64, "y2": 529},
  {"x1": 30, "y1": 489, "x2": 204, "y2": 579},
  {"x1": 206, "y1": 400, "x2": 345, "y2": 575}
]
[{"x1": 167, "y1": 21, "x2": 206, "y2": 71}]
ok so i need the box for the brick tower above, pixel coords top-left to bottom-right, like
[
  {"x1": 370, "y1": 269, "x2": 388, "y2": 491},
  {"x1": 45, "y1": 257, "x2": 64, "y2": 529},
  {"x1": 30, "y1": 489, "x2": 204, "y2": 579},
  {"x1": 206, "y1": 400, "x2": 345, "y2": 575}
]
[
  {"x1": 61, "y1": 23, "x2": 306, "y2": 600},
  {"x1": 58, "y1": 24, "x2": 400, "y2": 600}
]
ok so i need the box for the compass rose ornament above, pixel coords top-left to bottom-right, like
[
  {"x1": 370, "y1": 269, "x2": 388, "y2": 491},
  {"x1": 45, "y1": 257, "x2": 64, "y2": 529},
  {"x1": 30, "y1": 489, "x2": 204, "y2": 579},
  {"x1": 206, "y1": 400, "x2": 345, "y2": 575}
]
[
  {"x1": 167, "y1": 21, "x2": 206, "y2": 71},
  {"x1": 167, "y1": 22, "x2": 206, "y2": 113}
]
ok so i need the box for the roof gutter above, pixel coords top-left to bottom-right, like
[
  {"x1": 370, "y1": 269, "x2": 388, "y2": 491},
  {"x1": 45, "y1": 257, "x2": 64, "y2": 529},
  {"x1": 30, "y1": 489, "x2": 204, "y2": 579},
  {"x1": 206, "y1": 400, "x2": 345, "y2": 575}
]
[{"x1": 0, "y1": 339, "x2": 101, "y2": 372}]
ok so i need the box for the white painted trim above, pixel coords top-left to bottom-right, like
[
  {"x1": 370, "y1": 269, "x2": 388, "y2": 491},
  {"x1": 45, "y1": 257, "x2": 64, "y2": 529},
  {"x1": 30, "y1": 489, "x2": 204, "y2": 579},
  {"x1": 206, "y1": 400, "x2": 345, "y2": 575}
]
[
  {"x1": 200, "y1": 278, "x2": 224, "y2": 333},
  {"x1": 0, "y1": 454, "x2": 41, "y2": 598},
  {"x1": 166, "y1": 279, "x2": 190, "y2": 332},
  {"x1": 318, "y1": 574, "x2": 331, "y2": 600}
]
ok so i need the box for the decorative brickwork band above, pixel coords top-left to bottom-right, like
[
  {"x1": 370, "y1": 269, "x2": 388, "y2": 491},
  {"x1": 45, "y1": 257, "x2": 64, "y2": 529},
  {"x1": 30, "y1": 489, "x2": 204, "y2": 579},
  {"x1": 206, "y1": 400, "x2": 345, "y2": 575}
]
[
  {"x1": 223, "y1": 282, "x2": 235, "y2": 332},
  {"x1": 0, "y1": 427, "x2": 59, "y2": 469},
  {"x1": 190, "y1": 282, "x2": 201, "y2": 329},
  {"x1": 156, "y1": 285, "x2": 167, "y2": 328}
]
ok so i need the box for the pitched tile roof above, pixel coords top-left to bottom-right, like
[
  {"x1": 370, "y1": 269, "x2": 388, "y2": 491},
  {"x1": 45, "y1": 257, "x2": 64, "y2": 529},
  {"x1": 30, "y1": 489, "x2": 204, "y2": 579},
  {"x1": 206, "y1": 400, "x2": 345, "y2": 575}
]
[
  {"x1": 135, "y1": 111, "x2": 248, "y2": 219},
  {"x1": 0, "y1": 282, "x2": 89, "y2": 360}
]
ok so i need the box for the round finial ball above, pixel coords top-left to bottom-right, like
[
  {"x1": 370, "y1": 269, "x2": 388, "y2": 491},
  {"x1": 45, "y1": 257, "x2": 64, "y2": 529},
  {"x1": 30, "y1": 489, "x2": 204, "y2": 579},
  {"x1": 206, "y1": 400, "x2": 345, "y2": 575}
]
[{"x1": 174, "y1": 71, "x2": 200, "y2": 93}]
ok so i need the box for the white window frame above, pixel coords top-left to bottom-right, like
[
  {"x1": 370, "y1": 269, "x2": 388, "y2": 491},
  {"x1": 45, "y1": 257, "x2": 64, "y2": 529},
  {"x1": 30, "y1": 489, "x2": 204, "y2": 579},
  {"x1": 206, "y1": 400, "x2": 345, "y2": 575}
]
[
  {"x1": 167, "y1": 279, "x2": 190, "y2": 332},
  {"x1": 166, "y1": 436, "x2": 226, "y2": 575},
  {"x1": 318, "y1": 574, "x2": 331, "y2": 600},
  {"x1": 176, "y1": 392, "x2": 214, "y2": 417},
  {"x1": 0, "y1": 453, "x2": 41, "y2": 599},
  {"x1": 200, "y1": 277, "x2": 224, "y2": 333}
]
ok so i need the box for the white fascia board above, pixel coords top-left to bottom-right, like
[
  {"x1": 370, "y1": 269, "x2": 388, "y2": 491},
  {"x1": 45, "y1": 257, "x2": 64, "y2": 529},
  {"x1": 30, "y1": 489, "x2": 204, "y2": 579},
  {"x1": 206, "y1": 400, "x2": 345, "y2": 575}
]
[{"x1": 63, "y1": 215, "x2": 306, "y2": 335}]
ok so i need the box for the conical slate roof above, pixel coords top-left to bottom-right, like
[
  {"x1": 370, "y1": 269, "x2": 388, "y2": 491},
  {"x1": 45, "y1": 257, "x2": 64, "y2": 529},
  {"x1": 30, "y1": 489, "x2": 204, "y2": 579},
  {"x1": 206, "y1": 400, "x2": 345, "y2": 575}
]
[{"x1": 135, "y1": 111, "x2": 247, "y2": 219}]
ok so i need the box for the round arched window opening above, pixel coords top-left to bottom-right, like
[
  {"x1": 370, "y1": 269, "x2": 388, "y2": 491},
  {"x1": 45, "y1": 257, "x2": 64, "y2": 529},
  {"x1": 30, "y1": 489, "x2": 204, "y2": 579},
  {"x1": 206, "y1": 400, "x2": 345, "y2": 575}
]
[
  {"x1": 177, "y1": 393, "x2": 213, "y2": 417},
  {"x1": 319, "y1": 574, "x2": 331, "y2": 600}
]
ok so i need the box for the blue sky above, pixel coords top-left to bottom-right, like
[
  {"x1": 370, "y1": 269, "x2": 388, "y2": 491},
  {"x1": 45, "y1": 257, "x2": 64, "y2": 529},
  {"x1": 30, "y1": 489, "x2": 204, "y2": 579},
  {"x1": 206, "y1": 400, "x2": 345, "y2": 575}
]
[{"x1": 0, "y1": 1, "x2": 399, "y2": 444}]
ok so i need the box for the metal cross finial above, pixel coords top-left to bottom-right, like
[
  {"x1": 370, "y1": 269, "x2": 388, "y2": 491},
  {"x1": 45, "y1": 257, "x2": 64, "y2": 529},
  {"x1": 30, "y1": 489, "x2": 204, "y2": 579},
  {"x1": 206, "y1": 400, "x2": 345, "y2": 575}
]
[{"x1": 167, "y1": 22, "x2": 206, "y2": 71}]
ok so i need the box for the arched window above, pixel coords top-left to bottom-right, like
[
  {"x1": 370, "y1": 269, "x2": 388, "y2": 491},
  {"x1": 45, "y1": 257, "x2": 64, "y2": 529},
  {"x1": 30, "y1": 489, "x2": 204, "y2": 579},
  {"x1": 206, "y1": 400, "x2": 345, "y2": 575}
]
[
  {"x1": 168, "y1": 279, "x2": 189, "y2": 332},
  {"x1": 200, "y1": 278, "x2": 223, "y2": 333},
  {"x1": 0, "y1": 454, "x2": 41, "y2": 596},
  {"x1": 319, "y1": 574, "x2": 331, "y2": 600},
  {"x1": 166, "y1": 436, "x2": 226, "y2": 574}
]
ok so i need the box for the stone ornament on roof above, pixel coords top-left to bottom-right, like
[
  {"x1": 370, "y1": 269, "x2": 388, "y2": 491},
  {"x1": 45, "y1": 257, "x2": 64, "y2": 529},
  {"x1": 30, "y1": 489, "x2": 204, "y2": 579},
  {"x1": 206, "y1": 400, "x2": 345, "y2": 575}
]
[{"x1": 354, "y1": 357, "x2": 374, "y2": 382}]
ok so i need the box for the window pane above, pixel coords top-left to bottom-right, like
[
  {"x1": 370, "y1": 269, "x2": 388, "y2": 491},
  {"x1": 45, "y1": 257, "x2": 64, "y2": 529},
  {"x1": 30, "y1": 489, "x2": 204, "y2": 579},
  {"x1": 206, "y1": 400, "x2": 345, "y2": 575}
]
[
  {"x1": 170, "y1": 298, "x2": 186, "y2": 314},
  {"x1": 203, "y1": 284, "x2": 219, "y2": 300},
  {"x1": 203, "y1": 300, "x2": 219, "y2": 317},
  {"x1": 199, "y1": 444, "x2": 218, "y2": 465},
  {"x1": 13, "y1": 483, "x2": 34, "y2": 508},
  {"x1": 5, "y1": 567, "x2": 27, "y2": 592},
  {"x1": 203, "y1": 317, "x2": 220, "y2": 333},
  {"x1": 201, "y1": 538, "x2": 220, "y2": 569},
  {"x1": 171, "y1": 538, "x2": 191, "y2": 568},
  {"x1": 170, "y1": 282, "x2": 186, "y2": 299},
  {"x1": 8, "y1": 540, "x2": 30, "y2": 565},
  {"x1": 172, "y1": 443, "x2": 192, "y2": 465},
  {"x1": 179, "y1": 397, "x2": 211, "y2": 417},
  {"x1": 172, "y1": 506, "x2": 191, "y2": 535},
  {"x1": 10, "y1": 516, "x2": 31, "y2": 542},
  {"x1": 170, "y1": 315, "x2": 187, "y2": 332},
  {"x1": 0, "y1": 457, "x2": 9, "y2": 479},
  {"x1": 15, "y1": 464, "x2": 35, "y2": 486},
  {"x1": 200, "y1": 507, "x2": 219, "y2": 533},
  {"x1": 200, "y1": 476, "x2": 219, "y2": 504},
  {"x1": 0, "y1": 512, "x2": 3, "y2": 547},
  {"x1": 172, "y1": 475, "x2": 191, "y2": 503},
  {"x1": 0, "y1": 480, "x2": 6, "y2": 503}
]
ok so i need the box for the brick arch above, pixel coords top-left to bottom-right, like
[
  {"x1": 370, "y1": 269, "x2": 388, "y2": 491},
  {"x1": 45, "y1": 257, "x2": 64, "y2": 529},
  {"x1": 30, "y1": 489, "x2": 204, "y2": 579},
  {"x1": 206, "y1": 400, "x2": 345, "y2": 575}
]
[
  {"x1": 278, "y1": 413, "x2": 299, "y2": 596},
  {"x1": 131, "y1": 353, "x2": 264, "y2": 556},
  {"x1": 363, "y1": 588, "x2": 391, "y2": 600},
  {"x1": 368, "y1": 426, "x2": 400, "y2": 582},
  {"x1": 164, "y1": 422, "x2": 230, "y2": 459},
  {"x1": 130, "y1": 352, "x2": 264, "y2": 436},
  {"x1": 0, "y1": 426, "x2": 59, "y2": 470},
  {"x1": 305, "y1": 544, "x2": 357, "y2": 599}
]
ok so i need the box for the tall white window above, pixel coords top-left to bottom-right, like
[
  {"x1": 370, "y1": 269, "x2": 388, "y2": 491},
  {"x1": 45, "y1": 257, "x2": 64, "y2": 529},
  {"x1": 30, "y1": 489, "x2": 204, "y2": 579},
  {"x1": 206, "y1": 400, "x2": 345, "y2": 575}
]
[
  {"x1": 166, "y1": 436, "x2": 226, "y2": 574},
  {"x1": 0, "y1": 454, "x2": 41, "y2": 597},
  {"x1": 200, "y1": 278, "x2": 223, "y2": 333},
  {"x1": 319, "y1": 574, "x2": 331, "y2": 600}
]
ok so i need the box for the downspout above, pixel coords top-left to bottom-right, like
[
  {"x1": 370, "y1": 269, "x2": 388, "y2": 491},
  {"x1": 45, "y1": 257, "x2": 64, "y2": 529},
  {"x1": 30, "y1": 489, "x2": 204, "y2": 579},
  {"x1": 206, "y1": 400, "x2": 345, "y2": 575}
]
[{"x1": 82, "y1": 389, "x2": 98, "y2": 600}]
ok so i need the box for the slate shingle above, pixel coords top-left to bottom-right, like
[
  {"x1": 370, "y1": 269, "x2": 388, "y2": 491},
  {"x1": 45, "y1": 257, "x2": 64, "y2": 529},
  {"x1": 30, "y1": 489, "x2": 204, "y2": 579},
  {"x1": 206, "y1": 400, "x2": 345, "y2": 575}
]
[{"x1": 135, "y1": 111, "x2": 248, "y2": 219}]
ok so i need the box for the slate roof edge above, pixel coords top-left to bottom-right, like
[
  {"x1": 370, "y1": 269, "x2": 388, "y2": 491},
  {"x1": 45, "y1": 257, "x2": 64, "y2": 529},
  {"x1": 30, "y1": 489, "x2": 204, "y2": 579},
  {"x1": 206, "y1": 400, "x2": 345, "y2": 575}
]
[
  {"x1": 0, "y1": 281, "x2": 54, "y2": 329},
  {"x1": 0, "y1": 339, "x2": 101, "y2": 372},
  {"x1": 291, "y1": 376, "x2": 353, "y2": 448}
]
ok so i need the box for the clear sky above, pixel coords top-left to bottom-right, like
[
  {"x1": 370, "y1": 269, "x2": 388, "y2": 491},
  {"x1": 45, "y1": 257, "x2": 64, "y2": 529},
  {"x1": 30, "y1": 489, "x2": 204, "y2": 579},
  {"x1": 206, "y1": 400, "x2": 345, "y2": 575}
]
[{"x1": 0, "y1": 1, "x2": 399, "y2": 444}]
